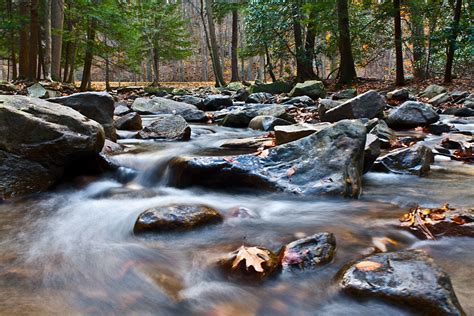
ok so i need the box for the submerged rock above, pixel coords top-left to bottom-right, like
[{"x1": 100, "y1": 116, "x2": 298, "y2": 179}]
[
  {"x1": 133, "y1": 204, "x2": 223, "y2": 234},
  {"x1": 49, "y1": 92, "x2": 116, "y2": 140},
  {"x1": 0, "y1": 95, "x2": 105, "y2": 198},
  {"x1": 289, "y1": 80, "x2": 326, "y2": 99},
  {"x1": 131, "y1": 97, "x2": 206, "y2": 122},
  {"x1": 114, "y1": 112, "x2": 142, "y2": 130},
  {"x1": 280, "y1": 232, "x2": 336, "y2": 270},
  {"x1": 248, "y1": 115, "x2": 292, "y2": 131},
  {"x1": 168, "y1": 120, "x2": 366, "y2": 198},
  {"x1": 137, "y1": 114, "x2": 190, "y2": 140},
  {"x1": 320, "y1": 90, "x2": 385, "y2": 122},
  {"x1": 386, "y1": 101, "x2": 439, "y2": 128},
  {"x1": 373, "y1": 144, "x2": 433, "y2": 176},
  {"x1": 339, "y1": 250, "x2": 465, "y2": 316}
]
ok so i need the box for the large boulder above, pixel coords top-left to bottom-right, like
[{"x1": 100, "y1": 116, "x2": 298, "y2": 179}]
[
  {"x1": 177, "y1": 95, "x2": 204, "y2": 108},
  {"x1": 200, "y1": 94, "x2": 233, "y2": 111},
  {"x1": 249, "y1": 81, "x2": 293, "y2": 94},
  {"x1": 0, "y1": 95, "x2": 105, "y2": 198},
  {"x1": 373, "y1": 144, "x2": 433, "y2": 176},
  {"x1": 386, "y1": 101, "x2": 439, "y2": 128},
  {"x1": 386, "y1": 88, "x2": 409, "y2": 101},
  {"x1": 131, "y1": 97, "x2": 206, "y2": 122},
  {"x1": 339, "y1": 250, "x2": 465, "y2": 316},
  {"x1": 137, "y1": 114, "x2": 190, "y2": 140},
  {"x1": 420, "y1": 84, "x2": 447, "y2": 99},
  {"x1": 289, "y1": 80, "x2": 326, "y2": 99},
  {"x1": 49, "y1": 92, "x2": 116, "y2": 140},
  {"x1": 168, "y1": 120, "x2": 366, "y2": 198},
  {"x1": 320, "y1": 90, "x2": 385, "y2": 122},
  {"x1": 114, "y1": 112, "x2": 142, "y2": 130},
  {"x1": 248, "y1": 115, "x2": 292, "y2": 131},
  {"x1": 221, "y1": 104, "x2": 294, "y2": 128},
  {"x1": 280, "y1": 232, "x2": 336, "y2": 271},
  {"x1": 274, "y1": 122, "x2": 331, "y2": 145},
  {"x1": 133, "y1": 204, "x2": 223, "y2": 234}
]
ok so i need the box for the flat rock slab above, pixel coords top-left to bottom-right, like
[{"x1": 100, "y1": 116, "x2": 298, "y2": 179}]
[
  {"x1": 321, "y1": 90, "x2": 385, "y2": 122},
  {"x1": 131, "y1": 97, "x2": 206, "y2": 122},
  {"x1": 274, "y1": 122, "x2": 331, "y2": 145},
  {"x1": 339, "y1": 250, "x2": 465, "y2": 315},
  {"x1": 280, "y1": 232, "x2": 336, "y2": 270},
  {"x1": 168, "y1": 120, "x2": 366, "y2": 197},
  {"x1": 137, "y1": 114, "x2": 190, "y2": 140},
  {"x1": 133, "y1": 204, "x2": 223, "y2": 234}
]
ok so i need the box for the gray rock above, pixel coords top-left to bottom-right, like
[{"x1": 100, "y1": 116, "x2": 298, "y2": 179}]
[
  {"x1": 318, "y1": 99, "x2": 343, "y2": 118},
  {"x1": 131, "y1": 97, "x2": 206, "y2": 122},
  {"x1": 179, "y1": 95, "x2": 204, "y2": 108},
  {"x1": 321, "y1": 90, "x2": 385, "y2": 122},
  {"x1": 233, "y1": 88, "x2": 250, "y2": 102},
  {"x1": 249, "y1": 81, "x2": 293, "y2": 94},
  {"x1": 221, "y1": 104, "x2": 293, "y2": 128},
  {"x1": 420, "y1": 84, "x2": 447, "y2": 99},
  {"x1": 27, "y1": 83, "x2": 47, "y2": 98},
  {"x1": 274, "y1": 122, "x2": 331, "y2": 145},
  {"x1": 386, "y1": 101, "x2": 439, "y2": 128},
  {"x1": 114, "y1": 104, "x2": 131, "y2": 116},
  {"x1": 248, "y1": 115, "x2": 292, "y2": 131},
  {"x1": 373, "y1": 144, "x2": 433, "y2": 176},
  {"x1": 289, "y1": 80, "x2": 326, "y2": 99},
  {"x1": 339, "y1": 250, "x2": 465, "y2": 316},
  {"x1": 220, "y1": 137, "x2": 273, "y2": 149},
  {"x1": 364, "y1": 134, "x2": 381, "y2": 173},
  {"x1": 168, "y1": 120, "x2": 366, "y2": 197},
  {"x1": 226, "y1": 82, "x2": 245, "y2": 91},
  {"x1": 443, "y1": 107, "x2": 474, "y2": 117},
  {"x1": 332, "y1": 88, "x2": 357, "y2": 100},
  {"x1": 137, "y1": 114, "x2": 190, "y2": 140},
  {"x1": 49, "y1": 92, "x2": 116, "y2": 140},
  {"x1": 369, "y1": 120, "x2": 396, "y2": 148},
  {"x1": 133, "y1": 204, "x2": 223, "y2": 234},
  {"x1": 280, "y1": 232, "x2": 336, "y2": 270},
  {"x1": 283, "y1": 95, "x2": 316, "y2": 106},
  {"x1": 451, "y1": 91, "x2": 470, "y2": 102},
  {"x1": 428, "y1": 93, "x2": 450, "y2": 106},
  {"x1": 386, "y1": 88, "x2": 409, "y2": 101},
  {"x1": 200, "y1": 94, "x2": 233, "y2": 111},
  {"x1": 114, "y1": 112, "x2": 142, "y2": 130},
  {"x1": 0, "y1": 95, "x2": 105, "y2": 198},
  {"x1": 245, "y1": 92, "x2": 273, "y2": 104}
]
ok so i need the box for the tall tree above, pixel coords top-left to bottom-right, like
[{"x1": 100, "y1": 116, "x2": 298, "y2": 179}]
[
  {"x1": 51, "y1": 0, "x2": 64, "y2": 81},
  {"x1": 230, "y1": 8, "x2": 239, "y2": 82},
  {"x1": 79, "y1": 12, "x2": 96, "y2": 91},
  {"x1": 41, "y1": 0, "x2": 52, "y2": 80},
  {"x1": 337, "y1": 0, "x2": 357, "y2": 85},
  {"x1": 6, "y1": 0, "x2": 17, "y2": 80},
  {"x1": 18, "y1": 0, "x2": 30, "y2": 79},
  {"x1": 393, "y1": 0, "x2": 404, "y2": 85},
  {"x1": 444, "y1": 0, "x2": 462, "y2": 83},
  {"x1": 204, "y1": 0, "x2": 225, "y2": 87},
  {"x1": 292, "y1": 3, "x2": 316, "y2": 82},
  {"x1": 28, "y1": 0, "x2": 40, "y2": 80}
]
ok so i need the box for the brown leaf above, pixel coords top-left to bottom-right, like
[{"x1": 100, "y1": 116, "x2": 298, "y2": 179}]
[
  {"x1": 231, "y1": 246, "x2": 270, "y2": 273},
  {"x1": 286, "y1": 166, "x2": 296, "y2": 178},
  {"x1": 452, "y1": 215, "x2": 466, "y2": 225},
  {"x1": 355, "y1": 260, "x2": 383, "y2": 271}
]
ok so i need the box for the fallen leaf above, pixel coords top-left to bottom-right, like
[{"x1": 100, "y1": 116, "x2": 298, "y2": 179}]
[
  {"x1": 452, "y1": 215, "x2": 466, "y2": 225},
  {"x1": 287, "y1": 166, "x2": 296, "y2": 177},
  {"x1": 231, "y1": 246, "x2": 270, "y2": 273},
  {"x1": 355, "y1": 260, "x2": 383, "y2": 271}
]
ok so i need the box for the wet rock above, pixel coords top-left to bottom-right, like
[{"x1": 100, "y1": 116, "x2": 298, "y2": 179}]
[
  {"x1": 451, "y1": 91, "x2": 470, "y2": 103},
  {"x1": 428, "y1": 122, "x2": 453, "y2": 135},
  {"x1": 386, "y1": 101, "x2": 439, "y2": 128},
  {"x1": 245, "y1": 92, "x2": 273, "y2": 104},
  {"x1": 114, "y1": 104, "x2": 131, "y2": 116},
  {"x1": 178, "y1": 95, "x2": 204, "y2": 108},
  {"x1": 168, "y1": 120, "x2": 366, "y2": 197},
  {"x1": 249, "y1": 81, "x2": 293, "y2": 94},
  {"x1": 200, "y1": 94, "x2": 233, "y2": 111},
  {"x1": 420, "y1": 84, "x2": 447, "y2": 99},
  {"x1": 220, "y1": 137, "x2": 273, "y2": 149},
  {"x1": 373, "y1": 144, "x2": 433, "y2": 176},
  {"x1": 364, "y1": 134, "x2": 381, "y2": 173},
  {"x1": 101, "y1": 139, "x2": 123, "y2": 155},
  {"x1": 321, "y1": 90, "x2": 385, "y2": 122},
  {"x1": 443, "y1": 107, "x2": 474, "y2": 117},
  {"x1": 274, "y1": 122, "x2": 331, "y2": 145},
  {"x1": 386, "y1": 88, "x2": 409, "y2": 101},
  {"x1": 137, "y1": 114, "x2": 191, "y2": 140},
  {"x1": 49, "y1": 92, "x2": 116, "y2": 140},
  {"x1": 233, "y1": 88, "x2": 250, "y2": 102},
  {"x1": 114, "y1": 112, "x2": 142, "y2": 130},
  {"x1": 289, "y1": 80, "x2": 326, "y2": 99},
  {"x1": 428, "y1": 93, "x2": 450, "y2": 107},
  {"x1": 219, "y1": 245, "x2": 280, "y2": 281},
  {"x1": 369, "y1": 120, "x2": 396, "y2": 149},
  {"x1": 280, "y1": 232, "x2": 336, "y2": 270},
  {"x1": 0, "y1": 95, "x2": 105, "y2": 198},
  {"x1": 221, "y1": 104, "x2": 293, "y2": 128},
  {"x1": 339, "y1": 250, "x2": 465, "y2": 316},
  {"x1": 131, "y1": 97, "x2": 206, "y2": 122},
  {"x1": 248, "y1": 115, "x2": 292, "y2": 131},
  {"x1": 133, "y1": 204, "x2": 223, "y2": 234},
  {"x1": 332, "y1": 88, "x2": 357, "y2": 100},
  {"x1": 228, "y1": 206, "x2": 259, "y2": 219},
  {"x1": 283, "y1": 95, "x2": 316, "y2": 106}
]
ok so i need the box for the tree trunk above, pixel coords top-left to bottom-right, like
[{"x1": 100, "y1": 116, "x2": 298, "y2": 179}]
[
  {"x1": 28, "y1": 0, "x2": 40, "y2": 80},
  {"x1": 230, "y1": 9, "x2": 239, "y2": 82},
  {"x1": 7, "y1": 0, "x2": 17, "y2": 80},
  {"x1": 66, "y1": 39, "x2": 77, "y2": 83},
  {"x1": 80, "y1": 17, "x2": 96, "y2": 91},
  {"x1": 152, "y1": 47, "x2": 160, "y2": 84},
  {"x1": 265, "y1": 45, "x2": 276, "y2": 82},
  {"x1": 41, "y1": 0, "x2": 52, "y2": 80},
  {"x1": 394, "y1": 0, "x2": 404, "y2": 86},
  {"x1": 204, "y1": 0, "x2": 225, "y2": 87},
  {"x1": 51, "y1": 0, "x2": 64, "y2": 81},
  {"x1": 337, "y1": 0, "x2": 357, "y2": 85},
  {"x1": 105, "y1": 58, "x2": 111, "y2": 91},
  {"x1": 444, "y1": 0, "x2": 462, "y2": 83},
  {"x1": 18, "y1": 0, "x2": 30, "y2": 79},
  {"x1": 292, "y1": 5, "x2": 316, "y2": 82}
]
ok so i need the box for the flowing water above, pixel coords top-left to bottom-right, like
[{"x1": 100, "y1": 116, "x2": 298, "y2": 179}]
[{"x1": 1, "y1": 117, "x2": 473, "y2": 315}]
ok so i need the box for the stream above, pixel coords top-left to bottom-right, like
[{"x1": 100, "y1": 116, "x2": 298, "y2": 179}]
[{"x1": 1, "y1": 116, "x2": 473, "y2": 315}]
